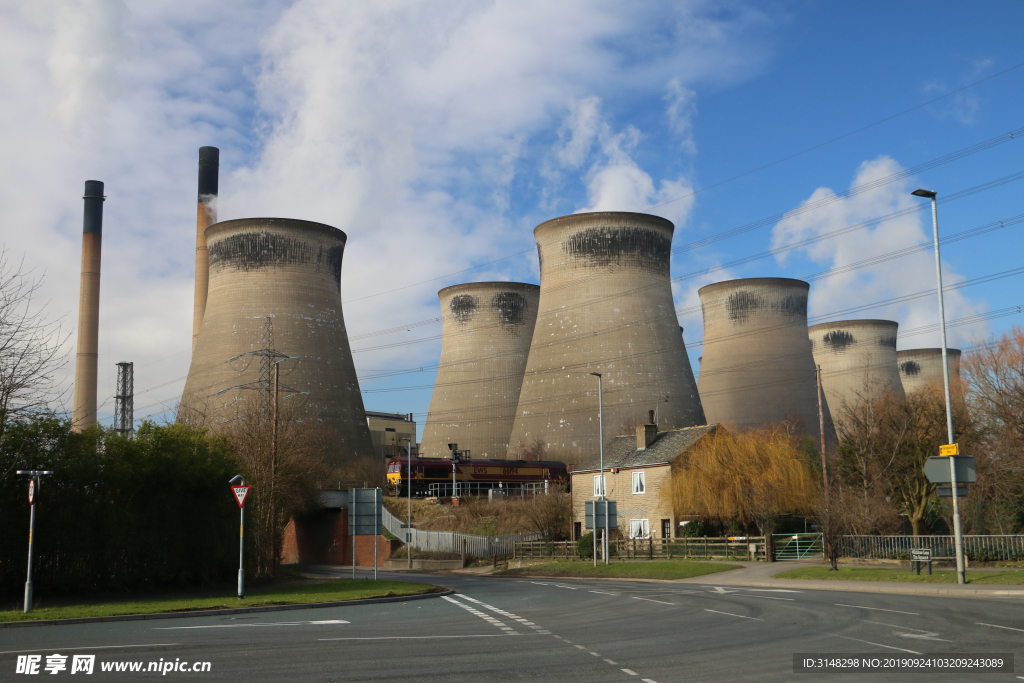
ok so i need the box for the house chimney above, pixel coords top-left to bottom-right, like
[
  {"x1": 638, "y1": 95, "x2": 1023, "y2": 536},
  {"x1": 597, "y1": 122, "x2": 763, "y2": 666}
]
[
  {"x1": 72, "y1": 180, "x2": 104, "y2": 432},
  {"x1": 192, "y1": 146, "x2": 219, "y2": 353},
  {"x1": 636, "y1": 410, "x2": 658, "y2": 450}
]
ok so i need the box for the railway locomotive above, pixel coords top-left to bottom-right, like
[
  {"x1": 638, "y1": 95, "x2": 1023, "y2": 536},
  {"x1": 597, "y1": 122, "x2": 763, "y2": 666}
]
[{"x1": 385, "y1": 455, "x2": 569, "y2": 497}]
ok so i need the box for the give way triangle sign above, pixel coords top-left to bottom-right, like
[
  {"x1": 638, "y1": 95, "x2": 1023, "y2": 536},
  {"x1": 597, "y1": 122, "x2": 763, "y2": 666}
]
[{"x1": 232, "y1": 485, "x2": 251, "y2": 508}]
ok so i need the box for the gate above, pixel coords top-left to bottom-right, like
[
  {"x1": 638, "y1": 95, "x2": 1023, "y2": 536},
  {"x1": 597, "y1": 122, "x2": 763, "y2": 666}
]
[{"x1": 773, "y1": 533, "x2": 824, "y2": 561}]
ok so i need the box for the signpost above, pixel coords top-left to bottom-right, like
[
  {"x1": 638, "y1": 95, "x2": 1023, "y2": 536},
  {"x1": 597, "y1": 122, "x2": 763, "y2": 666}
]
[
  {"x1": 229, "y1": 476, "x2": 249, "y2": 599},
  {"x1": 349, "y1": 488, "x2": 383, "y2": 580},
  {"x1": 924, "y1": 456, "x2": 975, "y2": 484},
  {"x1": 585, "y1": 500, "x2": 618, "y2": 566},
  {"x1": 910, "y1": 548, "x2": 933, "y2": 576},
  {"x1": 16, "y1": 470, "x2": 53, "y2": 613},
  {"x1": 939, "y1": 443, "x2": 959, "y2": 457}
]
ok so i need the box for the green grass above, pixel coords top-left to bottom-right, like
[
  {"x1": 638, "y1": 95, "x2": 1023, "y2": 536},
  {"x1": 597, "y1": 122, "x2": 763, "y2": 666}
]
[
  {"x1": 773, "y1": 566, "x2": 1024, "y2": 585},
  {"x1": 0, "y1": 579, "x2": 441, "y2": 623},
  {"x1": 498, "y1": 560, "x2": 741, "y2": 580}
]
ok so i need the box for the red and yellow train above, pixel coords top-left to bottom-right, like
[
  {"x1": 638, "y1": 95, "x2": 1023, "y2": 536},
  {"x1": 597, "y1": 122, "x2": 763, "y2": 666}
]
[{"x1": 385, "y1": 455, "x2": 569, "y2": 496}]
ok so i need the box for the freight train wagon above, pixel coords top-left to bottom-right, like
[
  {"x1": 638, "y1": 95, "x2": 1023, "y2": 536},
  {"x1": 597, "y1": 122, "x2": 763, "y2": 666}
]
[{"x1": 385, "y1": 456, "x2": 569, "y2": 497}]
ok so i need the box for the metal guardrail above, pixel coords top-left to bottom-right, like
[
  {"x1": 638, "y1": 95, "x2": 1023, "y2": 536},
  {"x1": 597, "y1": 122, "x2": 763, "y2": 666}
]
[
  {"x1": 841, "y1": 535, "x2": 1024, "y2": 561},
  {"x1": 381, "y1": 506, "x2": 542, "y2": 556}
]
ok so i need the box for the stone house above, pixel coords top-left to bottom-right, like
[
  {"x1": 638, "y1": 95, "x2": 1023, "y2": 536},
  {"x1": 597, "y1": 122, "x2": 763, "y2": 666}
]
[{"x1": 570, "y1": 420, "x2": 719, "y2": 541}]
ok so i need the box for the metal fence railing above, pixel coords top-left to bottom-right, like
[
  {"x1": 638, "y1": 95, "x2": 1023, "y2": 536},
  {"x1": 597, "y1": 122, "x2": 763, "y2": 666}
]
[
  {"x1": 773, "y1": 533, "x2": 824, "y2": 561},
  {"x1": 841, "y1": 535, "x2": 1024, "y2": 561},
  {"x1": 381, "y1": 506, "x2": 542, "y2": 557},
  {"x1": 425, "y1": 481, "x2": 551, "y2": 499}
]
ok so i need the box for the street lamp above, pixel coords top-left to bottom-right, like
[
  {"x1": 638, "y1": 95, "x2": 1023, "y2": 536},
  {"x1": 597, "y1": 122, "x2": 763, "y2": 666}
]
[
  {"x1": 590, "y1": 372, "x2": 608, "y2": 565},
  {"x1": 912, "y1": 187, "x2": 965, "y2": 585},
  {"x1": 400, "y1": 436, "x2": 413, "y2": 570}
]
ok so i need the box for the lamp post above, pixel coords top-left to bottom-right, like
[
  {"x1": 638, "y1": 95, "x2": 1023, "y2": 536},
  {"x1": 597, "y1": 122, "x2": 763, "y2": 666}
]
[
  {"x1": 17, "y1": 470, "x2": 53, "y2": 613},
  {"x1": 401, "y1": 436, "x2": 413, "y2": 570},
  {"x1": 590, "y1": 372, "x2": 608, "y2": 565},
  {"x1": 912, "y1": 188, "x2": 965, "y2": 585}
]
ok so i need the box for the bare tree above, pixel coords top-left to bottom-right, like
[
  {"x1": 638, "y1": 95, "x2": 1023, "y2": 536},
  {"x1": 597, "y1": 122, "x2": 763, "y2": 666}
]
[
  {"x1": 0, "y1": 251, "x2": 69, "y2": 438},
  {"x1": 508, "y1": 438, "x2": 547, "y2": 462}
]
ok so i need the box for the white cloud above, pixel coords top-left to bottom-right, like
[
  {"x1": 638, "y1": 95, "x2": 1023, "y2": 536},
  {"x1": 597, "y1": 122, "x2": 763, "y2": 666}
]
[
  {"x1": 770, "y1": 156, "x2": 987, "y2": 348},
  {"x1": 664, "y1": 78, "x2": 697, "y2": 153}
]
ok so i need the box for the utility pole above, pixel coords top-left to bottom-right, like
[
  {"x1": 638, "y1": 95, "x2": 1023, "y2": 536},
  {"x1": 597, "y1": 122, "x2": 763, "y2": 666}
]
[
  {"x1": 17, "y1": 470, "x2": 53, "y2": 613},
  {"x1": 114, "y1": 362, "x2": 134, "y2": 436},
  {"x1": 591, "y1": 372, "x2": 608, "y2": 565},
  {"x1": 816, "y1": 365, "x2": 828, "y2": 508},
  {"x1": 401, "y1": 437, "x2": 413, "y2": 570}
]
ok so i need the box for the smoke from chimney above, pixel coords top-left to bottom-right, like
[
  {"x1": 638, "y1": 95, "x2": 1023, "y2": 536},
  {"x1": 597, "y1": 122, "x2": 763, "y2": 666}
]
[
  {"x1": 192, "y1": 146, "x2": 219, "y2": 353},
  {"x1": 72, "y1": 180, "x2": 104, "y2": 432}
]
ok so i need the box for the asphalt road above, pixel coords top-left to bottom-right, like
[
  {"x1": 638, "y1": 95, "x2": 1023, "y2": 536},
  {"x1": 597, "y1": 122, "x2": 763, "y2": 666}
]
[{"x1": 3, "y1": 569, "x2": 1023, "y2": 682}]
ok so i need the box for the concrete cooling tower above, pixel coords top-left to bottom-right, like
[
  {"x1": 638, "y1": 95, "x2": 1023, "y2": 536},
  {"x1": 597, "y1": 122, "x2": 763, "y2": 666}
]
[
  {"x1": 179, "y1": 218, "x2": 373, "y2": 459},
  {"x1": 420, "y1": 282, "x2": 540, "y2": 459},
  {"x1": 697, "y1": 278, "x2": 828, "y2": 439},
  {"x1": 898, "y1": 348, "x2": 962, "y2": 394},
  {"x1": 809, "y1": 320, "x2": 905, "y2": 424},
  {"x1": 507, "y1": 212, "x2": 705, "y2": 463}
]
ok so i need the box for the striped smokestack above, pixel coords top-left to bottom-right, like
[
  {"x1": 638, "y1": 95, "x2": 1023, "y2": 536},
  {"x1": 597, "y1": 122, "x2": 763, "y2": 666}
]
[
  {"x1": 192, "y1": 146, "x2": 219, "y2": 353},
  {"x1": 71, "y1": 180, "x2": 104, "y2": 432}
]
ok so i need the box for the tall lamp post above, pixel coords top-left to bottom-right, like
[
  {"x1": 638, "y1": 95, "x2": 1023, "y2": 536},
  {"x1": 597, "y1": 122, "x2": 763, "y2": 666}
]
[
  {"x1": 590, "y1": 372, "x2": 608, "y2": 565},
  {"x1": 17, "y1": 470, "x2": 53, "y2": 613},
  {"x1": 912, "y1": 188, "x2": 965, "y2": 585},
  {"x1": 401, "y1": 436, "x2": 413, "y2": 570}
]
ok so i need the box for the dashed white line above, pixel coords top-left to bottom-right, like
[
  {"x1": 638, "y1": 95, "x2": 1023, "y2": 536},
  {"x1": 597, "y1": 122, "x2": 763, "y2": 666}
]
[
  {"x1": 641, "y1": 679, "x2": 659, "y2": 683},
  {"x1": 704, "y1": 609, "x2": 762, "y2": 621},
  {"x1": 825, "y1": 632, "x2": 921, "y2": 654},
  {"x1": 604, "y1": 659, "x2": 618, "y2": 665},
  {"x1": 590, "y1": 652, "x2": 600, "y2": 656},
  {"x1": 632, "y1": 597, "x2": 674, "y2": 605},
  {"x1": 834, "y1": 604, "x2": 919, "y2": 615},
  {"x1": 156, "y1": 620, "x2": 348, "y2": 630},
  {"x1": 622, "y1": 668, "x2": 638, "y2": 676},
  {"x1": 0, "y1": 644, "x2": 179, "y2": 655},
  {"x1": 977, "y1": 622, "x2": 1024, "y2": 633},
  {"x1": 442, "y1": 595, "x2": 519, "y2": 635},
  {"x1": 589, "y1": 590, "x2": 619, "y2": 595},
  {"x1": 574, "y1": 644, "x2": 586, "y2": 650},
  {"x1": 554, "y1": 584, "x2": 578, "y2": 590},
  {"x1": 740, "y1": 594, "x2": 794, "y2": 601}
]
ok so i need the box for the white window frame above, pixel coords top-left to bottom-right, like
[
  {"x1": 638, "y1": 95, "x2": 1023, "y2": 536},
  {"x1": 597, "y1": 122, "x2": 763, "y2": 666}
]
[
  {"x1": 629, "y1": 519, "x2": 650, "y2": 539},
  {"x1": 593, "y1": 475, "x2": 605, "y2": 497},
  {"x1": 631, "y1": 471, "x2": 646, "y2": 495}
]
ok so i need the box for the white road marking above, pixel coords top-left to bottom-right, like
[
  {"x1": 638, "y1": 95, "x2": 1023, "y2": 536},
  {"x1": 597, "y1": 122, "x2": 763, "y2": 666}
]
[
  {"x1": 834, "y1": 604, "x2": 919, "y2": 615},
  {"x1": 704, "y1": 609, "x2": 761, "y2": 620},
  {"x1": 604, "y1": 659, "x2": 618, "y2": 665},
  {"x1": 554, "y1": 585, "x2": 578, "y2": 590},
  {"x1": 861, "y1": 621, "x2": 950, "y2": 642},
  {"x1": 707, "y1": 587, "x2": 741, "y2": 594},
  {"x1": 642, "y1": 679, "x2": 659, "y2": 683},
  {"x1": 442, "y1": 596, "x2": 519, "y2": 635},
  {"x1": 590, "y1": 652, "x2": 600, "y2": 656},
  {"x1": 319, "y1": 635, "x2": 514, "y2": 641},
  {"x1": 744, "y1": 589, "x2": 802, "y2": 593},
  {"x1": 155, "y1": 620, "x2": 347, "y2": 630},
  {"x1": 825, "y1": 632, "x2": 921, "y2": 654},
  {"x1": 632, "y1": 597, "x2": 674, "y2": 605},
  {"x1": 978, "y1": 622, "x2": 1024, "y2": 633},
  {"x1": 0, "y1": 644, "x2": 179, "y2": 655},
  {"x1": 740, "y1": 594, "x2": 794, "y2": 601},
  {"x1": 589, "y1": 590, "x2": 619, "y2": 595},
  {"x1": 575, "y1": 644, "x2": 586, "y2": 649},
  {"x1": 622, "y1": 668, "x2": 638, "y2": 675}
]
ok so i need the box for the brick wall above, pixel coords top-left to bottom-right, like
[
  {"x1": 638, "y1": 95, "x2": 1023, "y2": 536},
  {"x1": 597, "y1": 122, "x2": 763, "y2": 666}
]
[{"x1": 281, "y1": 508, "x2": 398, "y2": 566}]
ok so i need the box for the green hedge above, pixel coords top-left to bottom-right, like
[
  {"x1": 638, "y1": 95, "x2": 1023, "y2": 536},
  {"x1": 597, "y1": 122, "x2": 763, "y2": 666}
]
[{"x1": 0, "y1": 416, "x2": 240, "y2": 597}]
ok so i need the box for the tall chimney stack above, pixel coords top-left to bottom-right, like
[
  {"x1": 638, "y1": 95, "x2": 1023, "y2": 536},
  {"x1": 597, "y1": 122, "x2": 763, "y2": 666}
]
[
  {"x1": 72, "y1": 180, "x2": 104, "y2": 432},
  {"x1": 192, "y1": 146, "x2": 219, "y2": 353}
]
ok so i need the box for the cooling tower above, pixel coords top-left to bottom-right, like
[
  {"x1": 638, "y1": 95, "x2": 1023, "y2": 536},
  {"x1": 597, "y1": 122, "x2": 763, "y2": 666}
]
[
  {"x1": 507, "y1": 212, "x2": 705, "y2": 463},
  {"x1": 697, "y1": 278, "x2": 828, "y2": 438},
  {"x1": 420, "y1": 282, "x2": 540, "y2": 459},
  {"x1": 72, "y1": 180, "x2": 104, "y2": 432},
  {"x1": 809, "y1": 320, "x2": 905, "y2": 424},
  {"x1": 179, "y1": 218, "x2": 373, "y2": 459},
  {"x1": 192, "y1": 146, "x2": 218, "y2": 353},
  {"x1": 898, "y1": 348, "x2": 962, "y2": 395}
]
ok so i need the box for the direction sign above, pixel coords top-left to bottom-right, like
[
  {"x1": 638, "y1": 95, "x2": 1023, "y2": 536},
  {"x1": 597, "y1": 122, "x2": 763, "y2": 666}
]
[
  {"x1": 231, "y1": 485, "x2": 251, "y2": 508},
  {"x1": 937, "y1": 485, "x2": 968, "y2": 498},
  {"x1": 939, "y1": 443, "x2": 959, "y2": 457},
  {"x1": 584, "y1": 500, "x2": 618, "y2": 530},
  {"x1": 924, "y1": 456, "x2": 976, "y2": 484},
  {"x1": 348, "y1": 488, "x2": 383, "y2": 536},
  {"x1": 27, "y1": 479, "x2": 34, "y2": 505},
  {"x1": 910, "y1": 548, "x2": 932, "y2": 562}
]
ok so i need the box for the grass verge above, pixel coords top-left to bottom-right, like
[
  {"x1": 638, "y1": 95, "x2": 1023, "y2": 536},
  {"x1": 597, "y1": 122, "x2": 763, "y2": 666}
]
[
  {"x1": 0, "y1": 580, "x2": 441, "y2": 623},
  {"x1": 773, "y1": 567, "x2": 1024, "y2": 585},
  {"x1": 497, "y1": 560, "x2": 740, "y2": 580}
]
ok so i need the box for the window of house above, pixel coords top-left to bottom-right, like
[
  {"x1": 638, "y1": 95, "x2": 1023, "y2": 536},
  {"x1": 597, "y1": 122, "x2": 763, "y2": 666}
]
[
  {"x1": 629, "y1": 519, "x2": 649, "y2": 539},
  {"x1": 573, "y1": 522, "x2": 582, "y2": 540},
  {"x1": 632, "y1": 471, "x2": 645, "y2": 494},
  {"x1": 593, "y1": 475, "x2": 605, "y2": 497},
  {"x1": 661, "y1": 519, "x2": 671, "y2": 539}
]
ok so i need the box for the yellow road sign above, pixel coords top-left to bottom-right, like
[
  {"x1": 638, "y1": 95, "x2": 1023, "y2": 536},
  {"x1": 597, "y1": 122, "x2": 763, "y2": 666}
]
[{"x1": 939, "y1": 444, "x2": 959, "y2": 457}]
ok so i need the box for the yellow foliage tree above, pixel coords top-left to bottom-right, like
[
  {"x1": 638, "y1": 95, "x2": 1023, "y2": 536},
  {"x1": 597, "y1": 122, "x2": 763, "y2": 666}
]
[{"x1": 663, "y1": 426, "x2": 819, "y2": 536}]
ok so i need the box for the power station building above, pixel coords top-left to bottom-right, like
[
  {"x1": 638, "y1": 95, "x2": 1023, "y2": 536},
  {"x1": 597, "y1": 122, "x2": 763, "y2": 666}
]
[
  {"x1": 697, "y1": 277, "x2": 829, "y2": 440},
  {"x1": 898, "y1": 348, "x2": 962, "y2": 394},
  {"x1": 178, "y1": 217, "x2": 373, "y2": 459},
  {"x1": 808, "y1": 319, "x2": 905, "y2": 426},
  {"x1": 420, "y1": 282, "x2": 540, "y2": 459},
  {"x1": 508, "y1": 212, "x2": 705, "y2": 464}
]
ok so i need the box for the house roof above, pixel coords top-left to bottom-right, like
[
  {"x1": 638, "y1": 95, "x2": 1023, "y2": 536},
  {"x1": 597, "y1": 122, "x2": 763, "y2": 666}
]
[{"x1": 571, "y1": 424, "x2": 719, "y2": 473}]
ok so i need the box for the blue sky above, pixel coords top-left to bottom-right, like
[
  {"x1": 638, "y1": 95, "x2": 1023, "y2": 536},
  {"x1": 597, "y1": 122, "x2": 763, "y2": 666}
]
[{"x1": 1, "y1": 1, "x2": 1022, "y2": 440}]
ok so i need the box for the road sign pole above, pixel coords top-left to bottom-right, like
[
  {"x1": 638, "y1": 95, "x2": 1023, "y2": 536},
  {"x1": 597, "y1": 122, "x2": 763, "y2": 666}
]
[
  {"x1": 352, "y1": 492, "x2": 357, "y2": 580},
  {"x1": 24, "y1": 482, "x2": 36, "y2": 613},
  {"x1": 229, "y1": 475, "x2": 247, "y2": 599},
  {"x1": 374, "y1": 488, "x2": 379, "y2": 581}
]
